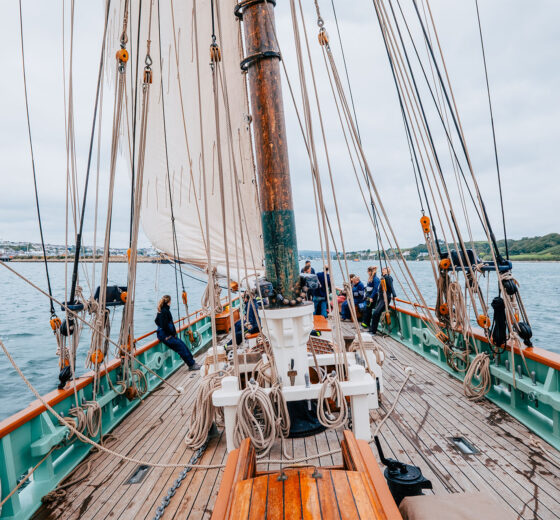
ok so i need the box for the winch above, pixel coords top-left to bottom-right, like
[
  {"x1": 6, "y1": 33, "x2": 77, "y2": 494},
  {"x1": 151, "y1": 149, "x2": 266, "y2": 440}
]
[{"x1": 374, "y1": 435, "x2": 432, "y2": 505}]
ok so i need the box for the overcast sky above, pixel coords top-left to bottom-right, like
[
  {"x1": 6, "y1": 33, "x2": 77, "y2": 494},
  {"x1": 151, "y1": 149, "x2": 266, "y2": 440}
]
[{"x1": 1, "y1": 0, "x2": 558, "y2": 252}]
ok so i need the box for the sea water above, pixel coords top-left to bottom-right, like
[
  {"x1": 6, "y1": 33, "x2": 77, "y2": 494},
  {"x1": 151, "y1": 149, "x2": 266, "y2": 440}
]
[{"x1": 0, "y1": 260, "x2": 558, "y2": 420}]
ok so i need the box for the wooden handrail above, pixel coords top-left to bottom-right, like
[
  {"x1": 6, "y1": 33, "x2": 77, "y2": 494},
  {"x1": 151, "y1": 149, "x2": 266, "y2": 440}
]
[{"x1": 394, "y1": 297, "x2": 436, "y2": 312}]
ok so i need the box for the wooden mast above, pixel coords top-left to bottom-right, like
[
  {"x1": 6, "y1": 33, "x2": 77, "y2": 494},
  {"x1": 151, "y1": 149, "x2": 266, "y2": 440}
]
[{"x1": 237, "y1": 0, "x2": 300, "y2": 301}]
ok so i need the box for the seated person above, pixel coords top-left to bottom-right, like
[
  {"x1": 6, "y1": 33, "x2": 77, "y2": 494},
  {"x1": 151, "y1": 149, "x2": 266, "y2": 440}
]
[
  {"x1": 340, "y1": 274, "x2": 366, "y2": 321},
  {"x1": 155, "y1": 295, "x2": 201, "y2": 370},
  {"x1": 229, "y1": 291, "x2": 261, "y2": 346}
]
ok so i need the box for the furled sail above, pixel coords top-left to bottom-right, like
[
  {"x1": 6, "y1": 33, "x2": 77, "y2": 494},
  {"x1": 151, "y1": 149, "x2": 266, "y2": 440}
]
[{"x1": 122, "y1": 0, "x2": 264, "y2": 281}]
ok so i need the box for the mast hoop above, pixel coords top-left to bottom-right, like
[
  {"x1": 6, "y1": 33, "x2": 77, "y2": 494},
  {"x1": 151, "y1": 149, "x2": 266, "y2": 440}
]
[
  {"x1": 240, "y1": 50, "x2": 281, "y2": 71},
  {"x1": 234, "y1": 0, "x2": 277, "y2": 20}
]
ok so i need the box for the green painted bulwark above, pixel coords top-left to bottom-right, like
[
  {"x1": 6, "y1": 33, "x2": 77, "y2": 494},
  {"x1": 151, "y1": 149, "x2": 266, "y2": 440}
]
[
  {"x1": 385, "y1": 305, "x2": 560, "y2": 451},
  {"x1": 261, "y1": 209, "x2": 299, "y2": 300},
  {"x1": 0, "y1": 299, "x2": 240, "y2": 520}
]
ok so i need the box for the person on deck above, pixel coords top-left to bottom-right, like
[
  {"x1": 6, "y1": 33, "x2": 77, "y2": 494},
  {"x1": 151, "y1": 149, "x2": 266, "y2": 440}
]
[
  {"x1": 369, "y1": 267, "x2": 397, "y2": 335},
  {"x1": 230, "y1": 291, "x2": 262, "y2": 346},
  {"x1": 300, "y1": 260, "x2": 315, "y2": 274},
  {"x1": 313, "y1": 266, "x2": 331, "y2": 317},
  {"x1": 340, "y1": 274, "x2": 366, "y2": 321},
  {"x1": 155, "y1": 295, "x2": 201, "y2": 370},
  {"x1": 361, "y1": 266, "x2": 380, "y2": 328}
]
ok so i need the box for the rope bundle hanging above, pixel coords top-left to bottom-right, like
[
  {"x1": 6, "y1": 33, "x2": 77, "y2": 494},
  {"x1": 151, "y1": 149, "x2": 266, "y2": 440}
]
[
  {"x1": 201, "y1": 267, "x2": 223, "y2": 316},
  {"x1": 463, "y1": 352, "x2": 491, "y2": 400},
  {"x1": 185, "y1": 368, "x2": 232, "y2": 450}
]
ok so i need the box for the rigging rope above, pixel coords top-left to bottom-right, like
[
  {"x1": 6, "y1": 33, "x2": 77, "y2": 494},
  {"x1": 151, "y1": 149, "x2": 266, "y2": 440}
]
[
  {"x1": 18, "y1": 0, "x2": 55, "y2": 317},
  {"x1": 68, "y1": 0, "x2": 112, "y2": 306},
  {"x1": 474, "y1": 0, "x2": 508, "y2": 259}
]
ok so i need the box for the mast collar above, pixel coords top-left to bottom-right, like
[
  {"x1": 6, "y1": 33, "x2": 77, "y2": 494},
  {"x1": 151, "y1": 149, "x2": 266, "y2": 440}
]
[{"x1": 234, "y1": 0, "x2": 277, "y2": 20}]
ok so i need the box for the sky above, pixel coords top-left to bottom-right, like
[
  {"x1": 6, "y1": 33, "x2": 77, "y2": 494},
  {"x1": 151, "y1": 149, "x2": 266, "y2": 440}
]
[{"x1": 1, "y1": 0, "x2": 559, "y2": 253}]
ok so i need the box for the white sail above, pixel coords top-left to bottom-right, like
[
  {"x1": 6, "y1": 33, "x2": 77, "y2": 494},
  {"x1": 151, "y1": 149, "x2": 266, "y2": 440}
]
[{"x1": 122, "y1": 0, "x2": 264, "y2": 281}]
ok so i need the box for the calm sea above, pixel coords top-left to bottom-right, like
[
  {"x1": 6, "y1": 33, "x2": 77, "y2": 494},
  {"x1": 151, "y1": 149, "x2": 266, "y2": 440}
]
[{"x1": 0, "y1": 260, "x2": 558, "y2": 420}]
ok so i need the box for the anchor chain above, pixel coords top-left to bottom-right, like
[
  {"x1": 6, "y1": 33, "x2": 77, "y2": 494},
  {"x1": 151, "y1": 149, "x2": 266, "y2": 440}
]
[{"x1": 152, "y1": 442, "x2": 209, "y2": 520}]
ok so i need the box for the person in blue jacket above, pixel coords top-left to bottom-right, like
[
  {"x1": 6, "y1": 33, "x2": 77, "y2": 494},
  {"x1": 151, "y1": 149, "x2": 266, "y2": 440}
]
[
  {"x1": 155, "y1": 295, "x2": 201, "y2": 370},
  {"x1": 341, "y1": 274, "x2": 366, "y2": 320},
  {"x1": 231, "y1": 291, "x2": 262, "y2": 345},
  {"x1": 313, "y1": 266, "x2": 331, "y2": 317},
  {"x1": 361, "y1": 266, "x2": 380, "y2": 328}
]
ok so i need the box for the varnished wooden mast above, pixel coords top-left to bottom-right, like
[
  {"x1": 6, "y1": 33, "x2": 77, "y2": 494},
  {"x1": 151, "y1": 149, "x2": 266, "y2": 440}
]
[{"x1": 237, "y1": 0, "x2": 300, "y2": 301}]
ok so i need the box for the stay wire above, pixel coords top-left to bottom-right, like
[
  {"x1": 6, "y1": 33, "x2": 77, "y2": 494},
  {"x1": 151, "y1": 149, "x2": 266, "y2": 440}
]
[
  {"x1": 409, "y1": 0, "x2": 503, "y2": 261},
  {"x1": 156, "y1": 0, "x2": 185, "y2": 317},
  {"x1": 329, "y1": 0, "x2": 387, "y2": 267},
  {"x1": 18, "y1": 0, "x2": 55, "y2": 316},
  {"x1": 372, "y1": 0, "x2": 440, "y2": 256},
  {"x1": 392, "y1": 0, "x2": 484, "y2": 229},
  {"x1": 475, "y1": 0, "x2": 508, "y2": 259},
  {"x1": 329, "y1": 0, "x2": 360, "y2": 143},
  {"x1": 129, "y1": 0, "x2": 143, "y2": 246},
  {"x1": 68, "y1": 0, "x2": 112, "y2": 305}
]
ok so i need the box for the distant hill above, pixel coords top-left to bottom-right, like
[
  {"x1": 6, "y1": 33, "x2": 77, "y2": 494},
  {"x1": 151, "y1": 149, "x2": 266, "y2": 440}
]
[
  {"x1": 405, "y1": 233, "x2": 560, "y2": 261},
  {"x1": 343, "y1": 234, "x2": 560, "y2": 262}
]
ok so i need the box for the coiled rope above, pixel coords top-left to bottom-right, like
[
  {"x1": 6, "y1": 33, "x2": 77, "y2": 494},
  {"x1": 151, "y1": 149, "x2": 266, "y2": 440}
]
[
  {"x1": 463, "y1": 352, "x2": 491, "y2": 401},
  {"x1": 233, "y1": 381, "x2": 277, "y2": 457},
  {"x1": 317, "y1": 372, "x2": 348, "y2": 429}
]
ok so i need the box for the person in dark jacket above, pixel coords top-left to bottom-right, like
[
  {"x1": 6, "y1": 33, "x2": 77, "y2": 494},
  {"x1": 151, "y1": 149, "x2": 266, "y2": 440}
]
[
  {"x1": 313, "y1": 266, "x2": 331, "y2": 317},
  {"x1": 361, "y1": 266, "x2": 380, "y2": 328},
  {"x1": 341, "y1": 274, "x2": 366, "y2": 320},
  {"x1": 369, "y1": 267, "x2": 397, "y2": 335},
  {"x1": 155, "y1": 295, "x2": 200, "y2": 370},
  {"x1": 230, "y1": 291, "x2": 262, "y2": 345}
]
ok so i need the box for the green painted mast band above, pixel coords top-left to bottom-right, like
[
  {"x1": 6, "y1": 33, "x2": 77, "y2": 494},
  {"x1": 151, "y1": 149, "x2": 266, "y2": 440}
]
[{"x1": 240, "y1": 1, "x2": 300, "y2": 300}]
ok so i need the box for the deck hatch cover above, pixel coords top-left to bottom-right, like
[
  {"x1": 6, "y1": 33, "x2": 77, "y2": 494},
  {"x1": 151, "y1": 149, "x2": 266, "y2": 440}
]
[
  {"x1": 449, "y1": 436, "x2": 480, "y2": 455},
  {"x1": 126, "y1": 464, "x2": 150, "y2": 484}
]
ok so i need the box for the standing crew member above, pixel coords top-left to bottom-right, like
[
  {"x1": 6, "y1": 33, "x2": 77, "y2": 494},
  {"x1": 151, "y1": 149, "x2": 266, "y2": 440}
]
[
  {"x1": 155, "y1": 295, "x2": 201, "y2": 370},
  {"x1": 361, "y1": 266, "x2": 380, "y2": 328},
  {"x1": 369, "y1": 267, "x2": 397, "y2": 335},
  {"x1": 313, "y1": 266, "x2": 331, "y2": 317},
  {"x1": 300, "y1": 260, "x2": 315, "y2": 274}
]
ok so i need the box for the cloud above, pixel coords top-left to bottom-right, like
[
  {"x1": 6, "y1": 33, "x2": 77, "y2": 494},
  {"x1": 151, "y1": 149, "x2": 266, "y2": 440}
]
[{"x1": 1, "y1": 0, "x2": 558, "y2": 254}]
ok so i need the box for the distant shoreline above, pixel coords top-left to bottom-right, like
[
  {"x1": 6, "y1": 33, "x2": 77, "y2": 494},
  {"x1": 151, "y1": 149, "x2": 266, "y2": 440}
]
[{"x1": 3, "y1": 256, "x2": 164, "y2": 263}]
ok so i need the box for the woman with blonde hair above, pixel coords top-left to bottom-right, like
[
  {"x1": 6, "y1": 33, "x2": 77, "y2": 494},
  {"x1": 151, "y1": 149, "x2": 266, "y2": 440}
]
[{"x1": 155, "y1": 295, "x2": 200, "y2": 370}]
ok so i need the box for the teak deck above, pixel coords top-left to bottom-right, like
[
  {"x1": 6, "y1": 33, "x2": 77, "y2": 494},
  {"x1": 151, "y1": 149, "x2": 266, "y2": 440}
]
[{"x1": 34, "y1": 331, "x2": 560, "y2": 520}]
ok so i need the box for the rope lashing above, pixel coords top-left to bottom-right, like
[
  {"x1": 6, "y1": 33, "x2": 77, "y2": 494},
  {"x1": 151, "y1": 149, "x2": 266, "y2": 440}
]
[
  {"x1": 269, "y1": 382, "x2": 290, "y2": 440},
  {"x1": 201, "y1": 267, "x2": 223, "y2": 315},
  {"x1": 317, "y1": 372, "x2": 348, "y2": 429}
]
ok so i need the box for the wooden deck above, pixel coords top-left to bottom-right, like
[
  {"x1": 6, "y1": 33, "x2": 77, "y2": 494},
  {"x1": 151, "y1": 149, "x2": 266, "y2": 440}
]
[{"x1": 34, "y1": 334, "x2": 560, "y2": 520}]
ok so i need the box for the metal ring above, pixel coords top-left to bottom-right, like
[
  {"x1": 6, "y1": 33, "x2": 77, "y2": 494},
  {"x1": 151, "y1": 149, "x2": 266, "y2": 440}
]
[
  {"x1": 240, "y1": 50, "x2": 281, "y2": 71},
  {"x1": 234, "y1": 0, "x2": 277, "y2": 19}
]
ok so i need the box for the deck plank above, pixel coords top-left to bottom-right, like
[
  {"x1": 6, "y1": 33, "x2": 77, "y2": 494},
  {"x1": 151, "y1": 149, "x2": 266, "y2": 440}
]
[{"x1": 32, "y1": 332, "x2": 560, "y2": 520}]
